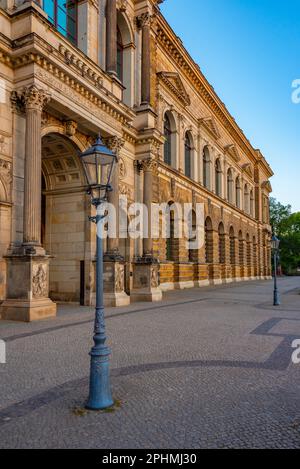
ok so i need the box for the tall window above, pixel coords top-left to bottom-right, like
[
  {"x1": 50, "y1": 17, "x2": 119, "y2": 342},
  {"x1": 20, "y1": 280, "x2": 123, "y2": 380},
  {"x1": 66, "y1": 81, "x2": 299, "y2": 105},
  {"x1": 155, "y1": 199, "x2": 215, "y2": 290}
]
[
  {"x1": 227, "y1": 169, "x2": 234, "y2": 204},
  {"x1": 236, "y1": 177, "x2": 241, "y2": 208},
  {"x1": 205, "y1": 217, "x2": 213, "y2": 263},
  {"x1": 203, "y1": 146, "x2": 210, "y2": 189},
  {"x1": 166, "y1": 207, "x2": 175, "y2": 261},
  {"x1": 164, "y1": 115, "x2": 172, "y2": 166},
  {"x1": 218, "y1": 223, "x2": 225, "y2": 264},
  {"x1": 229, "y1": 227, "x2": 235, "y2": 265},
  {"x1": 244, "y1": 184, "x2": 250, "y2": 214},
  {"x1": 239, "y1": 231, "x2": 244, "y2": 265},
  {"x1": 43, "y1": 1, "x2": 77, "y2": 45},
  {"x1": 215, "y1": 158, "x2": 222, "y2": 197},
  {"x1": 250, "y1": 190, "x2": 255, "y2": 217},
  {"x1": 117, "y1": 27, "x2": 123, "y2": 82},
  {"x1": 184, "y1": 133, "x2": 192, "y2": 178}
]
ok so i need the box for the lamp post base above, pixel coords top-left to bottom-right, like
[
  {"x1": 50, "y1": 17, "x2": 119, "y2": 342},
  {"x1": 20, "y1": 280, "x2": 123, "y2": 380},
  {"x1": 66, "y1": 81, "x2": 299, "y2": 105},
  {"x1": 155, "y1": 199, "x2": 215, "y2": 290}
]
[
  {"x1": 86, "y1": 345, "x2": 114, "y2": 411},
  {"x1": 273, "y1": 290, "x2": 280, "y2": 306}
]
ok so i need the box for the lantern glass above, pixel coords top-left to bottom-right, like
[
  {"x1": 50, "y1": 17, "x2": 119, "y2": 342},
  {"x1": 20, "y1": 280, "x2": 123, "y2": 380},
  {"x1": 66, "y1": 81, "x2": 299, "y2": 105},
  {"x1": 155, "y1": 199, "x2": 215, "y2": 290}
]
[
  {"x1": 80, "y1": 136, "x2": 117, "y2": 203},
  {"x1": 271, "y1": 235, "x2": 280, "y2": 251}
]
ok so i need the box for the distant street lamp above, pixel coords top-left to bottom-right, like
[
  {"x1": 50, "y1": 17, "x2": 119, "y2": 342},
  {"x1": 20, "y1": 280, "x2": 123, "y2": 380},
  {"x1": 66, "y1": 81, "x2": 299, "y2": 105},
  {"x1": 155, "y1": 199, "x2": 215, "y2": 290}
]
[
  {"x1": 80, "y1": 135, "x2": 117, "y2": 410},
  {"x1": 271, "y1": 234, "x2": 281, "y2": 307}
]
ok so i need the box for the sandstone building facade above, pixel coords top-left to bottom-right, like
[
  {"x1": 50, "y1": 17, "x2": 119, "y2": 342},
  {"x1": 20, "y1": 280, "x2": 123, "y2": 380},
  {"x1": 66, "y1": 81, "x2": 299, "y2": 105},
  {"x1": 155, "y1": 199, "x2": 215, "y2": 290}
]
[{"x1": 0, "y1": 0, "x2": 273, "y2": 321}]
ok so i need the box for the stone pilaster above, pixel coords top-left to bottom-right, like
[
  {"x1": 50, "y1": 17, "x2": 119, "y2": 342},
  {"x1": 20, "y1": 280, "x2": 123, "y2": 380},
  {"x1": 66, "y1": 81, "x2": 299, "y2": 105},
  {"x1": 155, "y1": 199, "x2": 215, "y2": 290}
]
[
  {"x1": 131, "y1": 157, "x2": 162, "y2": 303},
  {"x1": 101, "y1": 136, "x2": 129, "y2": 307},
  {"x1": 141, "y1": 157, "x2": 157, "y2": 258},
  {"x1": 106, "y1": 0, "x2": 117, "y2": 76},
  {"x1": 137, "y1": 13, "x2": 151, "y2": 105},
  {"x1": 103, "y1": 136, "x2": 125, "y2": 258}
]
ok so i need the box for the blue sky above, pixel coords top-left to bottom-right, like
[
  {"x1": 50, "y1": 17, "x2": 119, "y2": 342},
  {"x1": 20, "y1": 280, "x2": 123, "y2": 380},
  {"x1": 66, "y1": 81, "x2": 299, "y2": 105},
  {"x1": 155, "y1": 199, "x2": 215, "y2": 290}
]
[{"x1": 160, "y1": 0, "x2": 300, "y2": 212}]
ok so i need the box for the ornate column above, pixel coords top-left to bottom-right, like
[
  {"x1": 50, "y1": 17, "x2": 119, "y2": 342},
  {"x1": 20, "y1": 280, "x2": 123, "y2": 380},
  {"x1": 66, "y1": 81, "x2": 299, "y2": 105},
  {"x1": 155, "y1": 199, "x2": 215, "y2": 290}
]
[
  {"x1": 141, "y1": 157, "x2": 156, "y2": 257},
  {"x1": 131, "y1": 157, "x2": 162, "y2": 303},
  {"x1": 104, "y1": 136, "x2": 124, "y2": 258},
  {"x1": 0, "y1": 86, "x2": 56, "y2": 322},
  {"x1": 137, "y1": 13, "x2": 151, "y2": 105},
  {"x1": 106, "y1": 0, "x2": 117, "y2": 76},
  {"x1": 23, "y1": 86, "x2": 49, "y2": 253},
  {"x1": 99, "y1": 136, "x2": 130, "y2": 307}
]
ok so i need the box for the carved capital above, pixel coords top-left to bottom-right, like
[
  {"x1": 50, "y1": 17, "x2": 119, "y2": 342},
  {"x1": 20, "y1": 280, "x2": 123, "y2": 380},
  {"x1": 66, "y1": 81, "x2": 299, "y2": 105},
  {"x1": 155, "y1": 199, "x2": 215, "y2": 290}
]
[
  {"x1": 23, "y1": 85, "x2": 51, "y2": 112},
  {"x1": 136, "y1": 12, "x2": 152, "y2": 29},
  {"x1": 140, "y1": 157, "x2": 158, "y2": 173},
  {"x1": 103, "y1": 136, "x2": 125, "y2": 157}
]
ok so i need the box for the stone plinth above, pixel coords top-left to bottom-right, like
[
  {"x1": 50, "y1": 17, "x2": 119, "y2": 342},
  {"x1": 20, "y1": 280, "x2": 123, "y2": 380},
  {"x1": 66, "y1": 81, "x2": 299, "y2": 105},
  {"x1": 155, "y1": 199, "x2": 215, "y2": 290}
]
[
  {"x1": 131, "y1": 259, "x2": 162, "y2": 303},
  {"x1": 0, "y1": 254, "x2": 56, "y2": 322},
  {"x1": 91, "y1": 258, "x2": 130, "y2": 307}
]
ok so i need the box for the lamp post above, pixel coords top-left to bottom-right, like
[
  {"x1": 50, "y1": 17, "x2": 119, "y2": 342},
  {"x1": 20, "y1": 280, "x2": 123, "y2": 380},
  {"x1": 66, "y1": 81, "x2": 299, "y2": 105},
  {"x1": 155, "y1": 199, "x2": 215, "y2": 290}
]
[
  {"x1": 271, "y1": 234, "x2": 280, "y2": 307},
  {"x1": 80, "y1": 135, "x2": 117, "y2": 410}
]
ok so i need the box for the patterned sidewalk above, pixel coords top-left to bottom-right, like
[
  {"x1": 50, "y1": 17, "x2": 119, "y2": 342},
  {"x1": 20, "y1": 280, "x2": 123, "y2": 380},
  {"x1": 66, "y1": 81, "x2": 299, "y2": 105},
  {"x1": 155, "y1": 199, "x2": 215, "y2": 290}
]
[{"x1": 0, "y1": 277, "x2": 300, "y2": 448}]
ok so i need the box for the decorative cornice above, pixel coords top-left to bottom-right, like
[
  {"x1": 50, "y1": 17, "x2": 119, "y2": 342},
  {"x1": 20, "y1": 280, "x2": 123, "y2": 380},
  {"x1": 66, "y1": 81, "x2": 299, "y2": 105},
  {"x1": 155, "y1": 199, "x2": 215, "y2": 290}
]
[{"x1": 157, "y1": 71, "x2": 190, "y2": 107}]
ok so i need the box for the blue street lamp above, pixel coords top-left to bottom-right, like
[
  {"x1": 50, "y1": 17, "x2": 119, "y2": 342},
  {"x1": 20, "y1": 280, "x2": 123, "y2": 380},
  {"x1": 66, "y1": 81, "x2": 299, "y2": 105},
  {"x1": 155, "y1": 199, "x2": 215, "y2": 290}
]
[
  {"x1": 80, "y1": 135, "x2": 117, "y2": 410},
  {"x1": 271, "y1": 234, "x2": 280, "y2": 307}
]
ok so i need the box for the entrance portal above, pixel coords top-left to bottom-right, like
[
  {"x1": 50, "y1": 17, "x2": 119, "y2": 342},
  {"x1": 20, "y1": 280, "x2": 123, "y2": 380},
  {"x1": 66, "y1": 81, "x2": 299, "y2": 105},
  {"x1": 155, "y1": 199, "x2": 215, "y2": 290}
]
[{"x1": 41, "y1": 133, "x2": 86, "y2": 303}]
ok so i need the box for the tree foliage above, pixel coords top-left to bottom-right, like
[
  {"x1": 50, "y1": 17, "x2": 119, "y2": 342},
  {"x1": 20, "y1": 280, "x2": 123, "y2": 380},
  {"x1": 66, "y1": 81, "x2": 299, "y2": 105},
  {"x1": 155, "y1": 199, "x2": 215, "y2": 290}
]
[{"x1": 270, "y1": 198, "x2": 300, "y2": 274}]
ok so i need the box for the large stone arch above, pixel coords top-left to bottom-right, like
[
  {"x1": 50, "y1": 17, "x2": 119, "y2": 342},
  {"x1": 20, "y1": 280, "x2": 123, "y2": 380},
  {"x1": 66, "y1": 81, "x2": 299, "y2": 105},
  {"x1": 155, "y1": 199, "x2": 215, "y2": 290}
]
[{"x1": 41, "y1": 131, "x2": 88, "y2": 304}]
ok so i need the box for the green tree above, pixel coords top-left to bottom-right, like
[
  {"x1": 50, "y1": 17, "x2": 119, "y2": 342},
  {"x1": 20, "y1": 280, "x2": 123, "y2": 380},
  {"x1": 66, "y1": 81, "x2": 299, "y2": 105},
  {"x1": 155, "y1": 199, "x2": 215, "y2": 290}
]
[
  {"x1": 269, "y1": 197, "x2": 291, "y2": 236},
  {"x1": 270, "y1": 198, "x2": 300, "y2": 274}
]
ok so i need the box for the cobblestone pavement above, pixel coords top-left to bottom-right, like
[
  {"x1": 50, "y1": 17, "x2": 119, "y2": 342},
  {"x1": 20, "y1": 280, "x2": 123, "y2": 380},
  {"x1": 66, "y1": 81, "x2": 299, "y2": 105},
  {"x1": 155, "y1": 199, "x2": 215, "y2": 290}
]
[{"x1": 0, "y1": 277, "x2": 300, "y2": 449}]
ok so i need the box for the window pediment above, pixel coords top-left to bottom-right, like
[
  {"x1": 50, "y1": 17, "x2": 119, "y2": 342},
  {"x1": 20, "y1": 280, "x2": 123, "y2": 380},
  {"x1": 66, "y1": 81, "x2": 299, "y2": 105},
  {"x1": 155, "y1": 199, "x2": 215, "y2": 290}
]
[
  {"x1": 157, "y1": 72, "x2": 191, "y2": 107},
  {"x1": 242, "y1": 163, "x2": 254, "y2": 179},
  {"x1": 199, "y1": 117, "x2": 220, "y2": 140},
  {"x1": 261, "y1": 180, "x2": 272, "y2": 193},
  {"x1": 224, "y1": 144, "x2": 241, "y2": 162}
]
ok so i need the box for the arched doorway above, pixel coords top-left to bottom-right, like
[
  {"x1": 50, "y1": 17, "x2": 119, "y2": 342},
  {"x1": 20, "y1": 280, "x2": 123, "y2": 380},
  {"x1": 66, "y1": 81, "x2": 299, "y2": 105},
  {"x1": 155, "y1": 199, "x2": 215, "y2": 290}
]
[{"x1": 41, "y1": 133, "x2": 87, "y2": 304}]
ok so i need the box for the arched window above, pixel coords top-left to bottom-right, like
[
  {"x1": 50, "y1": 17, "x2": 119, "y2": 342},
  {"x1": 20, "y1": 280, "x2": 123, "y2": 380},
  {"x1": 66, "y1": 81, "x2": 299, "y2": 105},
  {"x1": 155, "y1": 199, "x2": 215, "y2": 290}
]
[
  {"x1": 165, "y1": 203, "x2": 180, "y2": 262},
  {"x1": 246, "y1": 234, "x2": 251, "y2": 268},
  {"x1": 253, "y1": 236, "x2": 257, "y2": 276},
  {"x1": 215, "y1": 158, "x2": 222, "y2": 197},
  {"x1": 205, "y1": 217, "x2": 213, "y2": 264},
  {"x1": 218, "y1": 222, "x2": 225, "y2": 264},
  {"x1": 164, "y1": 115, "x2": 172, "y2": 166},
  {"x1": 227, "y1": 169, "x2": 234, "y2": 204},
  {"x1": 250, "y1": 189, "x2": 255, "y2": 217},
  {"x1": 188, "y1": 210, "x2": 197, "y2": 262},
  {"x1": 236, "y1": 177, "x2": 241, "y2": 208},
  {"x1": 229, "y1": 227, "x2": 235, "y2": 265},
  {"x1": 244, "y1": 184, "x2": 250, "y2": 214},
  {"x1": 239, "y1": 231, "x2": 244, "y2": 265},
  {"x1": 43, "y1": 1, "x2": 77, "y2": 45},
  {"x1": 117, "y1": 27, "x2": 123, "y2": 82},
  {"x1": 203, "y1": 146, "x2": 211, "y2": 189},
  {"x1": 184, "y1": 133, "x2": 192, "y2": 179}
]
